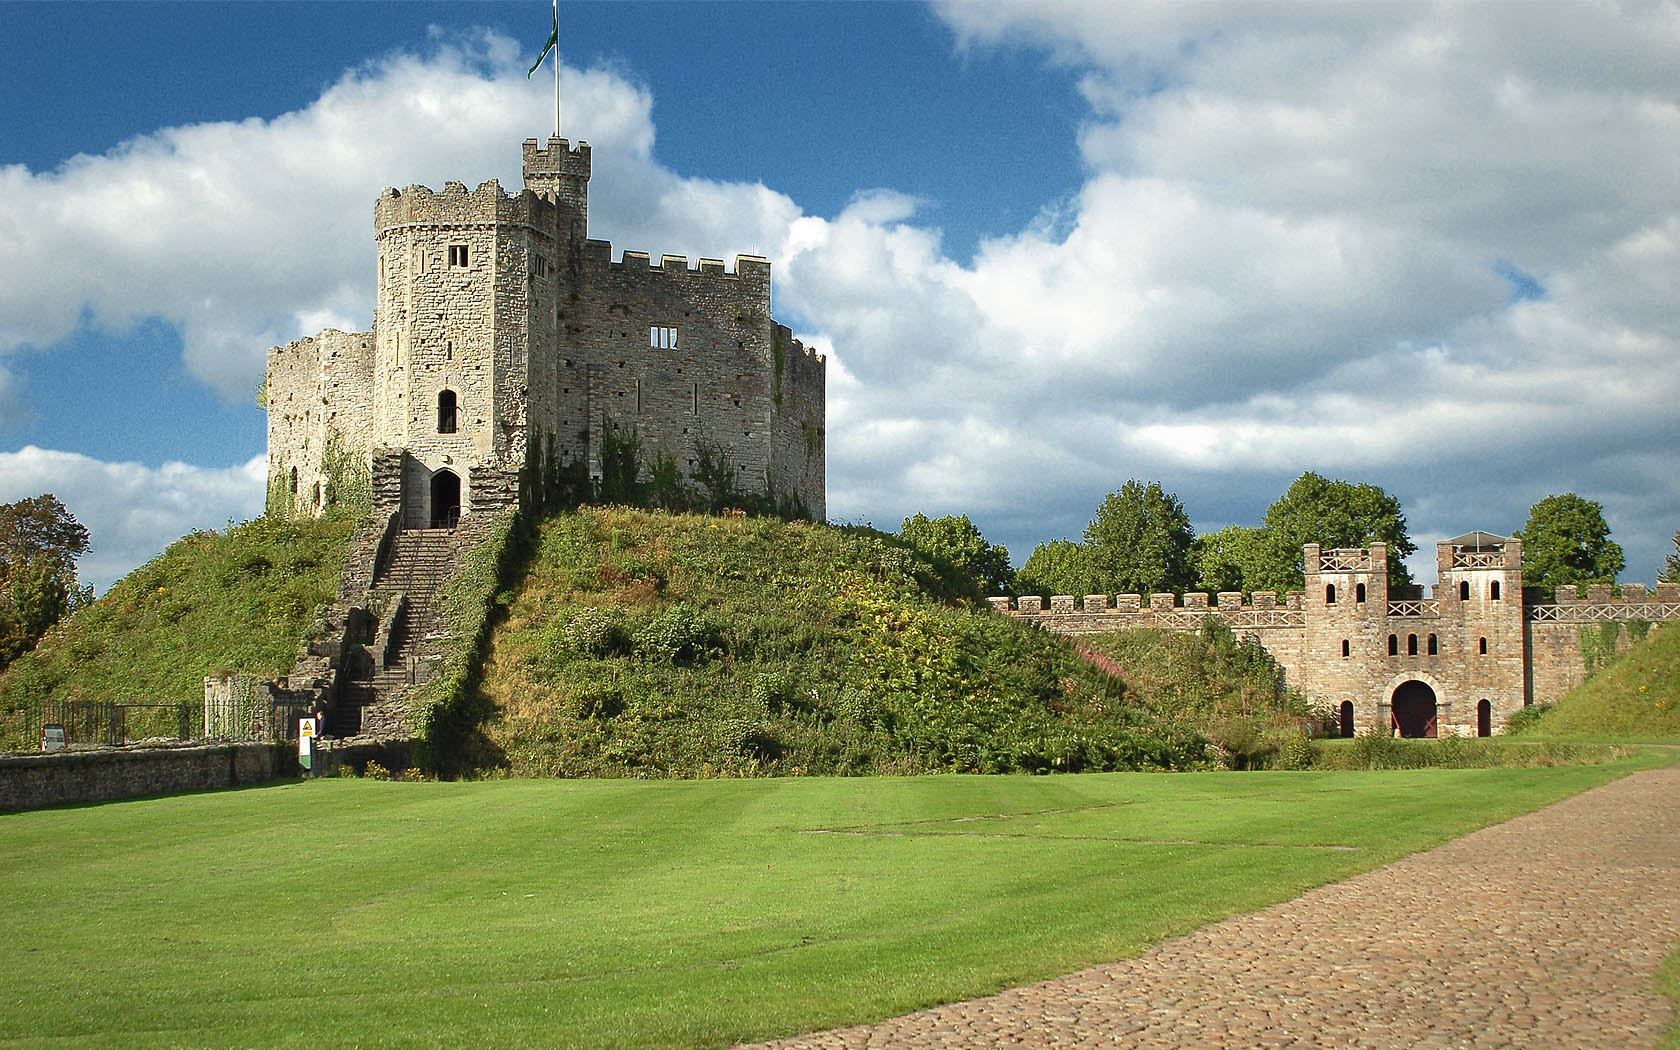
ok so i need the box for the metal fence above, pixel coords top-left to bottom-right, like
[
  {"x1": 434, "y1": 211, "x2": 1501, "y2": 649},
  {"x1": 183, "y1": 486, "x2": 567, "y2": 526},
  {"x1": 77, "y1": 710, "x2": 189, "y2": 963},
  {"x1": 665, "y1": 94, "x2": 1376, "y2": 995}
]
[{"x1": 1, "y1": 700, "x2": 201, "y2": 754}]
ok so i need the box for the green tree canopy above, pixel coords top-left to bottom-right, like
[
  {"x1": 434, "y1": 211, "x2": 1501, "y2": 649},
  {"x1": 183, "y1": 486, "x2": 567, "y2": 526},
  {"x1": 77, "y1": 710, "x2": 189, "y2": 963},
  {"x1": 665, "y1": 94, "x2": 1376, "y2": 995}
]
[
  {"x1": 1017, "y1": 539, "x2": 1096, "y2": 597},
  {"x1": 1516, "y1": 492, "x2": 1624, "y2": 597},
  {"x1": 1248, "y1": 472, "x2": 1415, "y2": 593},
  {"x1": 1082, "y1": 480, "x2": 1195, "y2": 595},
  {"x1": 0, "y1": 494, "x2": 93, "y2": 670},
  {"x1": 1663, "y1": 531, "x2": 1680, "y2": 584},
  {"x1": 898, "y1": 513, "x2": 1014, "y2": 596},
  {"x1": 1190, "y1": 525, "x2": 1270, "y2": 595}
]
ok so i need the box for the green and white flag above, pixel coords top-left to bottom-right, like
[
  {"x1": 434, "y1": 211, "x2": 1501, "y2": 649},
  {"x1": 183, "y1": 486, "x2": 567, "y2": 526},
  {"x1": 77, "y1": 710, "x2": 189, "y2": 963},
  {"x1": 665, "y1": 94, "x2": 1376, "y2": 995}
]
[{"x1": 528, "y1": 3, "x2": 558, "y2": 78}]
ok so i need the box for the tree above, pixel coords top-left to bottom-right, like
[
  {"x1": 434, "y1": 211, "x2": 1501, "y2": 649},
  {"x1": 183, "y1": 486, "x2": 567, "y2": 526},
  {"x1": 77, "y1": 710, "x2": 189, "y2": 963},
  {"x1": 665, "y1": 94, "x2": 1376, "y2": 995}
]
[
  {"x1": 1663, "y1": 531, "x2": 1680, "y2": 583},
  {"x1": 1081, "y1": 480, "x2": 1195, "y2": 595},
  {"x1": 1017, "y1": 539, "x2": 1096, "y2": 597},
  {"x1": 0, "y1": 494, "x2": 93, "y2": 670},
  {"x1": 1250, "y1": 472, "x2": 1415, "y2": 593},
  {"x1": 1516, "y1": 493, "x2": 1624, "y2": 597},
  {"x1": 1190, "y1": 524, "x2": 1270, "y2": 595},
  {"x1": 898, "y1": 513, "x2": 1014, "y2": 596}
]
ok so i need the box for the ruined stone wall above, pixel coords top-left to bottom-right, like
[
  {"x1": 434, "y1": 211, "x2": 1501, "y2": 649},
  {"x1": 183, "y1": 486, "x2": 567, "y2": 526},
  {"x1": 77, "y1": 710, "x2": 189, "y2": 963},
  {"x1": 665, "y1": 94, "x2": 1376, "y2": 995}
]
[
  {"x1": 265, "y1": 329, "x2": 374, "y2": 514},
  {"x1": 0, "y1": 742, "x2": 291, "y2": 813}
]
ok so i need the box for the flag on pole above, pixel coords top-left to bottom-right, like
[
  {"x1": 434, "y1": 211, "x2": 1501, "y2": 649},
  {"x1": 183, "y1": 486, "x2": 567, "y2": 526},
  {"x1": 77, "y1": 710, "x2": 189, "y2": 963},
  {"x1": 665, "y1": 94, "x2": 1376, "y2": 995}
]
[{"x1": 528, "y1": 3, "x2": 558, "y2": 78}]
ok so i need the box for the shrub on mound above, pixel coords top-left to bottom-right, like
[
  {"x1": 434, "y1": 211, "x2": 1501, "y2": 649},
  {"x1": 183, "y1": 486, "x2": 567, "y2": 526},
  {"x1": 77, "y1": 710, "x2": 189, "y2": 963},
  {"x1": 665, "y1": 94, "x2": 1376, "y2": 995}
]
[{"x1": 474, "y1": 507, "x2": 1206, "y2": 777}]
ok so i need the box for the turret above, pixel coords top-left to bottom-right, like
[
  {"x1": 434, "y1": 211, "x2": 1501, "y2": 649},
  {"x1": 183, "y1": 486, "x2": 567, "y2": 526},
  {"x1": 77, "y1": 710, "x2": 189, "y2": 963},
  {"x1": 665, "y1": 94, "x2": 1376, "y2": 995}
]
[{"x1": 522, "y1": 137, "x2": 590, "y2": 244}]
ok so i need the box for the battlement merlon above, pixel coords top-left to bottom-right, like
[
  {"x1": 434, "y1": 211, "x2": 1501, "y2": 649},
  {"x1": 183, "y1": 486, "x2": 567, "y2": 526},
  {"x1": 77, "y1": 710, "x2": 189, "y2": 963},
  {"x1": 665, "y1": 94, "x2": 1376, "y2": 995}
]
[
  {"x1": 521, "y1": 136, "x2": 591, "y2": 215},
  {"x1": 374, "y1": 179, "x2": 559, "y2": 236},
  {"x1": 579, "y1": 242, "x2": 773, "y2": 297}
]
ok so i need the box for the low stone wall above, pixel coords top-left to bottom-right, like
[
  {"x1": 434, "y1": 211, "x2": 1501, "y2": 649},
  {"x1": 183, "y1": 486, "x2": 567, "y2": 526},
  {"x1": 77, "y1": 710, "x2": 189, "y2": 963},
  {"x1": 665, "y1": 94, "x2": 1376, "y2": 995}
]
[{"x1": 0, "y1": 742, "x2": 295, "y2": 813}]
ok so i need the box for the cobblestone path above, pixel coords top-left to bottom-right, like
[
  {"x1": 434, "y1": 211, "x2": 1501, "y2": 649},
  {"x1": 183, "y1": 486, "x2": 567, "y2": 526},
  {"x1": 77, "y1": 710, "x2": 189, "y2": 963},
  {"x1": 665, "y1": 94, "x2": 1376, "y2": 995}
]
[{"x1": 745, "y1": 766, "x2": 1680, "y2": 1049}]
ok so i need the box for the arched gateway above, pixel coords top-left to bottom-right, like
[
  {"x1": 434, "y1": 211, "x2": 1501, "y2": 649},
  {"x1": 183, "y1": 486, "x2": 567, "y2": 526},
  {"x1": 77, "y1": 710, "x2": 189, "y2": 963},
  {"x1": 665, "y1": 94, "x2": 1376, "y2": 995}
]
[
  {"x1": 1391, "y1": 680, "x2": 1438, "y2": 738},
  {"x1": 429, "y1": 469, "x2": 461, "y2": 529}
]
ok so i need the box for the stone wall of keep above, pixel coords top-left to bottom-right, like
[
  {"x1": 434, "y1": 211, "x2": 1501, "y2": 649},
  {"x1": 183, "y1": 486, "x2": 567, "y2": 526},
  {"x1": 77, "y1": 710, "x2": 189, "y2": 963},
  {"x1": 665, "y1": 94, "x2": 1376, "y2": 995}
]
[
  {"x1": 551, "y1": 245, "x2": 792, "y2": 501},
  {"x1": 265, "y1": 329, "x2": 374, "y2": 515},
  {"x1": 769, "y1": 324, "x2": 827, "y2": 519},
  {"x1": 0, "y1": 742, "x2": 293, "y2": 813}
]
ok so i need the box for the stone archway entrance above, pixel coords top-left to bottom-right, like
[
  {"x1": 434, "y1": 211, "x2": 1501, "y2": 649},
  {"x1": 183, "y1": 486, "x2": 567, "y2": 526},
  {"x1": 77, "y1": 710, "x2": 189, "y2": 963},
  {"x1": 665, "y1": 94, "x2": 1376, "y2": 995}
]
[
  {"x1": 1339, "y1": 700, "x2": 1355, "y2": 738},
  {"x1": 1391, "y1": 680, "x2": 1438, "y2": 738},
  {"x1": 1478, "y1": 699, "x2": 1492, "y2": 737},
  {"x1": 430, "y1": 469, "x2": 461, "y2": 529}
]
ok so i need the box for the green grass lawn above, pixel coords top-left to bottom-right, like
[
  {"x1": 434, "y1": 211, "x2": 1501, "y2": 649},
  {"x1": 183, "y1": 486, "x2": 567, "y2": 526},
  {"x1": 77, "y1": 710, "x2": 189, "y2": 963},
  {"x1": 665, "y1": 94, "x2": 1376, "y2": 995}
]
[{"x1": 0, "y1": 758, "x2": 1666, "y2": 1048}]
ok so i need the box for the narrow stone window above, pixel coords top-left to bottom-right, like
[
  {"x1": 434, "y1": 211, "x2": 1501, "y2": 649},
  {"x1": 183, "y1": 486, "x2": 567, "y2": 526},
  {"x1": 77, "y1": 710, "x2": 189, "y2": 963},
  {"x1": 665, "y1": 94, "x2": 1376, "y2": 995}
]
[
  {"x1": 532, "y1": 255, "x2": 549, "y2": 279},
  {"x1": 448, "y1": 244, "x2": 469, "y2": 268},
  {"x1": 692, "y1": 382, "x2": 699, "y2": 415},
  {"x1": 1479, "y1": 636, "x2": 1488, "y2": 654},
  {"x1": 445, "y1": 338, "x2": 453, "y2": 362},
  {"x1": 1356, "y1": 583, "x2": 1366, "y2": 603},
  {"x1": 1459, "y1": 580, "x2": 1470, "y2": 601},
  {"x1": 1427, "y1": 634, "x2": 1438, "y2": 655},
  {"x1": 651, "y1": 325, "x2": 679, "y2": 350},
  {"x1": 1407, "y1": 633, "x2": 1418, "y2": 656},
  {"x1": 1490, "y1": 580, "x2": 1501, "y2": 600},
  {"x1": 1341, "y1": 639, "x2": 1350, "y2": 658},
  {"x1": 288, "y1": 467, "x2": 298, "y2": 494},
  {"x1": 437, "y1": 390, "x2": 458, "y2": 434},
  {"x1": 1388, "y1": 634, "x2": 1398, "y2": 656},
  {"x1": 1326, "y1": 583, "x2": 1337, "y2": 604},
  {"x1": 635, "y1": 379, "x2": 642, "y2": 415}
]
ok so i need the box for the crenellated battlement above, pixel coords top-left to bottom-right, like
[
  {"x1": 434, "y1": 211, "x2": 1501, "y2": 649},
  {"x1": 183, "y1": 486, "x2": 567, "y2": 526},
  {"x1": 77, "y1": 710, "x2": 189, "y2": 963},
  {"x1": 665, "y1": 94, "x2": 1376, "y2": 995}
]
[
  {"x1": 521, "y1": 136, "x2": 591, "y2": 179},
  {"x1": 992, "y1": 589, "x2": 1309, "y2": 633},
  {"x1": 1527, "y1": 581, "x2": 1680, "y2": 623},
  {"x1": 589, "y1": 245, "x2": 773, "y2": 282},
  {"x1": 374, "y1": 179, "x2": 557, "y2": 235}
]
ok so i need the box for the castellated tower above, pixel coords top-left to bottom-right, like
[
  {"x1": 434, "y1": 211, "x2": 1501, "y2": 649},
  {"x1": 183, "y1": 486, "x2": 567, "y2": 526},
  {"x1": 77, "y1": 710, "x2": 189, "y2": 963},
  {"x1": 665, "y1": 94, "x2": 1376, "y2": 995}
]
[{"x1": 265, "y1": 137, "x2": 826, "y2": 531}]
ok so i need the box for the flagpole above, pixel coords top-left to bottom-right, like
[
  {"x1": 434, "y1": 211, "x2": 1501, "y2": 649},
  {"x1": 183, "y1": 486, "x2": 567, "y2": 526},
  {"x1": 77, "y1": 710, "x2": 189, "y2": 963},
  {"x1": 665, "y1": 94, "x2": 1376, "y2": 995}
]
[{"x1": 553, "y1": 0, "x2": 561, "y2": 138}]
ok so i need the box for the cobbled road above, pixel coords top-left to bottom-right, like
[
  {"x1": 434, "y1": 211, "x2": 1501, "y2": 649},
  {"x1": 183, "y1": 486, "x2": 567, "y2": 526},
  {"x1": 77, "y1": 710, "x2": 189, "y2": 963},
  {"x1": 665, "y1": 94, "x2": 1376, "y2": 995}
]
[{"x1": 744, "y1": 766, "x2": 1680, "y2": 1049}]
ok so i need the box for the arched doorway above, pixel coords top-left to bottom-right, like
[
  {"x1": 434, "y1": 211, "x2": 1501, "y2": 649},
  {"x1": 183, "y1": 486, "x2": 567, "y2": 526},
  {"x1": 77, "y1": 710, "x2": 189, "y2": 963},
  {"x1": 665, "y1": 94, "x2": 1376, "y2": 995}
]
[
  {"x1": 1391, "y1": 681, "x2": 1438, "y2": 738},
  {"x1": 430, "y1": 469, "x2": 461, "y2": 529},
  {"x1": 1339, "y1": 700, "x2": 1355, "y2": 738},
  {"x1": 1477, "y1": 699, "x2": 1492, "y2": 738}
]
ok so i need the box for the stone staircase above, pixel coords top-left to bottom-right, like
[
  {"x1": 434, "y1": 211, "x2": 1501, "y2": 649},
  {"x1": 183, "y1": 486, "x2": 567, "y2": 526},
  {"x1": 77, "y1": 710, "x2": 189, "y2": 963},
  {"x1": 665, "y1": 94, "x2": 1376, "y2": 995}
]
[{"x1": 331, "y1": 528, "x2": 457, "y2": 737}]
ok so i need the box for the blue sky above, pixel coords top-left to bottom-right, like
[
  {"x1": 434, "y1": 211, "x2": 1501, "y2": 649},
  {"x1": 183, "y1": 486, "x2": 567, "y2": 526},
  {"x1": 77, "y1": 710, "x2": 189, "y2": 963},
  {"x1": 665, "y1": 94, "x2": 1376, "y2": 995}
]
[{"x1": 1, "y1": 1, "x2": 1677, "y2": 589}]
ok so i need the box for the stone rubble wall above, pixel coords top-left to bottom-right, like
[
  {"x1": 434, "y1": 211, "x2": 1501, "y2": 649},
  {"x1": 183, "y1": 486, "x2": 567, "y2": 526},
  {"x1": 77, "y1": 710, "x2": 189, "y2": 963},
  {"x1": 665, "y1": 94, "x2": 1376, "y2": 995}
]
[
  {"x1": 0, "y1": 742, "x2": 293, "y2": 813},
  {"x1": 265, "y1": 329, "x2": 374, "y2": 515}
]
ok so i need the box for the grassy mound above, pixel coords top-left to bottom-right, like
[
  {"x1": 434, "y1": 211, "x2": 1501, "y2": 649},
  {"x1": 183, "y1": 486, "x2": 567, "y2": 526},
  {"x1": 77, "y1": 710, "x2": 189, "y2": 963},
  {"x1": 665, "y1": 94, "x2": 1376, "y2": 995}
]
[
  {"x1": 474, "y1": 507, "x2": 1205, "y2": 777},
  {"x1": 1517, "y1": 623, "x2": 1680, "y2": 740},
  {"x1": 1079, "y1": 624, "x2": 1310, "y2": 767},
  {"x1": 0, "y1": 513, "x2": 356, "y2": 748}
]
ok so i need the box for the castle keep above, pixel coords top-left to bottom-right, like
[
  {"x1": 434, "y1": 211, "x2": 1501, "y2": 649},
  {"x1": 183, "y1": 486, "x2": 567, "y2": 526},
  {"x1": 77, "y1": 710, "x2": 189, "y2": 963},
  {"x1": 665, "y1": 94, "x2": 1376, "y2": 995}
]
[
  {"x1": 995, "y1": 532, "x2": 1679, "y2": 737},
  {"x1": 267, "y1": 137, "x2": 826, "y2": 530},
  {"x1": 259, "y1": 138, "x2": 825, "y2": 737}
]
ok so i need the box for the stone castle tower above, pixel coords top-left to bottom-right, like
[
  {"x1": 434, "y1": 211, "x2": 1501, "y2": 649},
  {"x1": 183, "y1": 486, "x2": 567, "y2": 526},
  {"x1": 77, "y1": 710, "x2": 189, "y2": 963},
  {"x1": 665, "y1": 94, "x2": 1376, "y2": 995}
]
[{"x1": 266, "y1": 137, "x2": 826, "y2": 530}]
